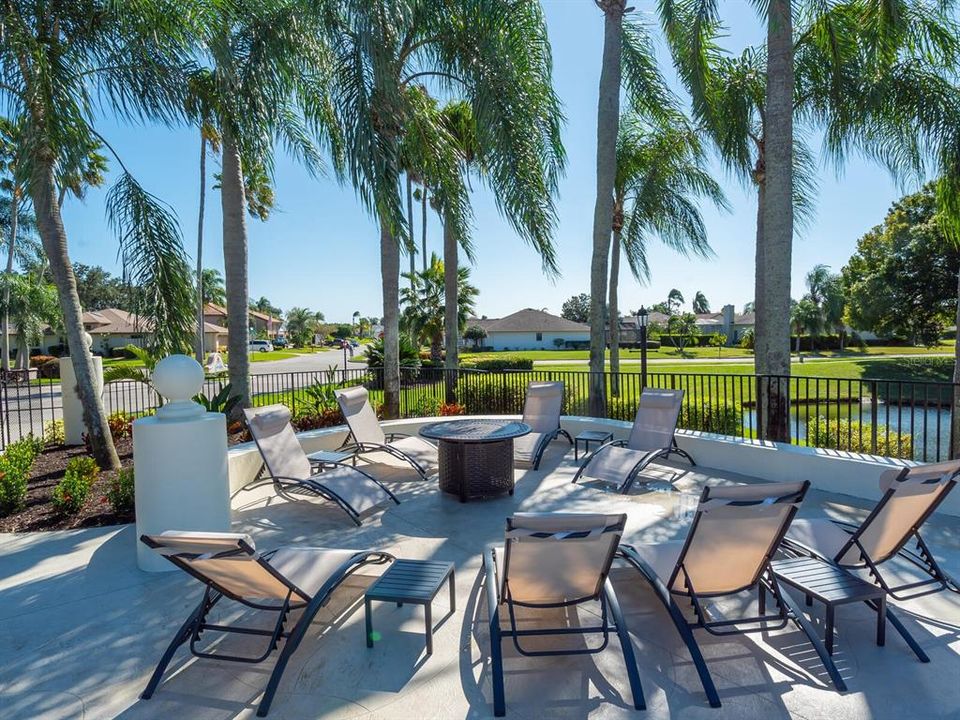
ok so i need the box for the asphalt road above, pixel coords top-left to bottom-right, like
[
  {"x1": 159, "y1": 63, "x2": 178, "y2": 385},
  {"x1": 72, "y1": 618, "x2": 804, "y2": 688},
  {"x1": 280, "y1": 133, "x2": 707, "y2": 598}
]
[{"x1": 249, "y1": 348, "x2": 367, "y2": 374}]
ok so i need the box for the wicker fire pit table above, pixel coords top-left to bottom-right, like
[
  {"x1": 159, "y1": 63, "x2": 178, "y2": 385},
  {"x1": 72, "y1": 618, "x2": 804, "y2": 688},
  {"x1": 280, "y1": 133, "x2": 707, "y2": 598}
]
[{"x1": 419, "y1": 419, "x2": 531, "y2": 502}]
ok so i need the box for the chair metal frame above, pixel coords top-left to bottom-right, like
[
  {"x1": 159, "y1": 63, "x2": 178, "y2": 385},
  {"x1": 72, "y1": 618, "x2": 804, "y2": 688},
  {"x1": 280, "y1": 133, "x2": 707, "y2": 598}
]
[
  {"x1": 482, "y1": 516, "x2": 644, "y2": 717},
  {"x1": 572, "y1": 437, "x2": 694, "y2": 494},
  {"x1": 139, "y1": 535, "x2": 394, "y2": 717},
  {"x1": 618, "y1": 480, "x2": 849, "y2": 708},
  {"x1": 336, "y1": 430, "x2": 434, "y2": 481},
  {"x1": 527, "y1": 426, "x2": 574, "y2": 470}
]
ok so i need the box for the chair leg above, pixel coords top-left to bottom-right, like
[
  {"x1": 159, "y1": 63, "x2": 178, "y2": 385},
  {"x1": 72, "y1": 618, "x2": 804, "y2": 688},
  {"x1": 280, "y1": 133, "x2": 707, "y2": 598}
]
[
  {"x1": 483, "y1": 549, "x2": 506, "y2": 717},
  {"x1": 141, "y1": 595, "x2": 208, "y2": 699},
  {"x1": 604, "y1": 579, "x2": 645, "y2": 711},
  {"x1": 778, "y1": 587, "x2": 848, "y2": 691},
  {"x1": 618, "y1": 548, "x2": 720, "y2": 707},
  {"x1": 864, "y1": 598, "x2": 929, "y2": 662}
]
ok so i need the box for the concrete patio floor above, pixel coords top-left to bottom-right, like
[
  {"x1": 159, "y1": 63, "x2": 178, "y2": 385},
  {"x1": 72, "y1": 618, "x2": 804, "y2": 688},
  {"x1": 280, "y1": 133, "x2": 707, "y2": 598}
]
[{"x1": 2, "y1": 443, "x2": 960, "y2": 720}]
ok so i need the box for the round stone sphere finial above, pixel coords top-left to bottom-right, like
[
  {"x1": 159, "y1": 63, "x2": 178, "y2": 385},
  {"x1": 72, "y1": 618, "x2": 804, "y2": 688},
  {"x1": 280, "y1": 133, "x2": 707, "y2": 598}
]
[{"x1": 153, "y1": 354, "x2": 206, "y2": 421}]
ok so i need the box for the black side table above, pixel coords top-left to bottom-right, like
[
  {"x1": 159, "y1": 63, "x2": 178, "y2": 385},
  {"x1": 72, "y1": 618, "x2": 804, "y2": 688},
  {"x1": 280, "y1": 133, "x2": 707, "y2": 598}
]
[
  {"x1": 365, "y1": 559, "x2": 455, "y2": 656},
  {"x1": 574, "y1": 430, "x2": 613, "y2": 461}
]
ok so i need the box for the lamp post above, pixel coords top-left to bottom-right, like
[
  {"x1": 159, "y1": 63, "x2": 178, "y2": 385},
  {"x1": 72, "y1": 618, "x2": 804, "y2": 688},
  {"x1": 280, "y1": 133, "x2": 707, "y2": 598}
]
[{"x1": 637, "y1": 306, "x2": 648, "y2": 390}]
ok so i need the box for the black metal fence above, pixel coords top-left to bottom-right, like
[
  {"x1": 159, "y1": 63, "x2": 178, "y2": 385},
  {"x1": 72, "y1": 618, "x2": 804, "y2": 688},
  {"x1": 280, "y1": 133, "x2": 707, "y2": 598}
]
[{"x1": 3, "y1": 366, "x2": 956, "y2": 462}]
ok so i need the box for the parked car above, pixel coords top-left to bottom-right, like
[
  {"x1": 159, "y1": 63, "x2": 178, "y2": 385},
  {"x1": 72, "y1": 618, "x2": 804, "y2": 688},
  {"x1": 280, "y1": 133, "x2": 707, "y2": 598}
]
[
  {"x1": 350, "y1": 340, "x2": 359, "y2": 348},
  {"x1": 248, "y1": 340, "x2": 274, "y2": 353},
  {"x1": 272, "y1": 336, "x2": 288, "y2": 348}
]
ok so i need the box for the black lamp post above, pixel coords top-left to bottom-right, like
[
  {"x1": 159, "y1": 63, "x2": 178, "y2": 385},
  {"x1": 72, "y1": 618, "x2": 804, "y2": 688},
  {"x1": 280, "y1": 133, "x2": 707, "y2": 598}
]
[{"x1": 637, "y1": 306, "x2": 648, "y2": 390}]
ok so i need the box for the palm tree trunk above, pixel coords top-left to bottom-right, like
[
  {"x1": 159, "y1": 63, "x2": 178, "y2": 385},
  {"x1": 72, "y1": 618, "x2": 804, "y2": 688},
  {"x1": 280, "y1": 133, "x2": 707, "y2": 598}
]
[
  {"x1": 221, "y1": 127, "x2": 250, "y2": 411},
  {"x1": 608, "y1": 227, "x2": 621, "y2": 396},
  {"x1": 2, "y1": 189, "x2": 18, "y2": 373},
  {"x1": 407, "y1": 175, "x2": 416, "y2": 287},
  {"x1": 421, "y1": 186, "x2": 428, "y2": 273},
  {"x1": 380, "y1": 218, "x2": 401, "y2": 418},
  {"x1": 30, "y1": 152, "x2": 119, "y2": 469},
  {"x1": 756, "y1": 0, "x2": 793, "y2": 443},
  {"x1": 195, "y1": 134, "x2": 207, "y2": 362},
  {"x1": 588, "y1": 0, "x2": 624, "y2": 418},
  {"x1": 443, "y1": 214, "x2": 458, "y2": 403}
]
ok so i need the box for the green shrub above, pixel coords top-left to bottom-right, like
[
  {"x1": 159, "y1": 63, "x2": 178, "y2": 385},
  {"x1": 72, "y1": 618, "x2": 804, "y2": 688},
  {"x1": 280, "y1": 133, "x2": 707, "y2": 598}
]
[
  {"x1": 0, "y1": 437, "x2": 41, "y2": 516},
  {"x1": 739, "y1": 328, "x2": 755, "y2": 349},
  {"x1": 52, "y1": 456, "x2": 100, "y2": 514},
  {"x1": 679, "y1": 402, "x2": 744, "y2": 436},
  {"x1": 457, "y1": 375, "x2": 526, "y2": 414},
  {"x1": 105, "y1": 468, "x2": 135, "y2": 514},
  {"x1": 44, "y1": 419, "x2": 65, "y2": 446},
  {"x1": 291, "y1": 407, "x2": 344, "y2": 431},
  {"x1": 108, "y1": 411, "x2": 135, "y2": 440},
  {"x1": 467, "y1": 358, "x2": 534, "y2": 372},
  {"x1": 411, "y1": 395, "x2": 441, "y2": 417},
  {"x1": 807, "y1": 416, "x2": 913, "y2": 458}
]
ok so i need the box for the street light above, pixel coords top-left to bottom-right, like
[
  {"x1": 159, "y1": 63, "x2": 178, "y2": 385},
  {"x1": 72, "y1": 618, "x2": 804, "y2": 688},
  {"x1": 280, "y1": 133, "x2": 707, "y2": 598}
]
[{"x1": 636, "y1": 306, "x2": 648, "y2": 389}]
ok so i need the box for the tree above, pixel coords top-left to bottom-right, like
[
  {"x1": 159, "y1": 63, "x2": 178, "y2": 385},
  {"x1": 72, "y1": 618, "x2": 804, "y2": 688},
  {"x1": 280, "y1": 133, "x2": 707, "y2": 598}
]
[
  {"x1": 561, "y1": 294, "x2": 591, "y2": 324},
  {"x1": 804, "y1": 263, "x2": 846, "y2": 349},
  {"x1": 693, "y1": 291, "x2": 710, "y2": 314},
  {"x1": 842, "y1": 185, "x2": 958, "y2": 346},
  {"x1": 401, "y1": 253, "x2": 478, "y2": 363},
  {"x1": 791, "y1": 297, "x2": 822, "y2": 352},
  {"x1": 608, "y1": 113, "x2": 725, "y2": 389},
  {"x1": 464, "y1": 325, "x2": 487, "y2": 349},
  {"x1": 666, "y1": 312, "x2": 699, "y2": 353},
  {"x1": 324, "y1": 0, "x2": 563, "y2": 418},
  {"x1": 200, "y1": 268, "x2": 226, "y2": 306},
  {"x1": 0, "y1": 273, "x2": 59, "y2": 368},
  {"x1": 250, "y1": 297, "x2": 282, "y2": 316},
  {"x1": 285, "y1": 307, "x2": 323, "y2": 347},
  {"x1": 667, "y1": 289, "x2": 684, "y2": 315},
  {"x1": 72, "y1": 265, "x2": 130, "y2": 311},
  {"x1": 708, "y1": 332, "x2": 727, "y2": 358},
  {"x1": 1, "y1": 0, "x2": 202, "y2": 469}
]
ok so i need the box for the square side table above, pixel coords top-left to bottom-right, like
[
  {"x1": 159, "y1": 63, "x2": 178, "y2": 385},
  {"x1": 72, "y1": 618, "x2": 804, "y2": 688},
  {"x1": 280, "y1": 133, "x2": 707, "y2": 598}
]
[{"x1": 574, "y1": 430, "x2": 614, "y2": 461}]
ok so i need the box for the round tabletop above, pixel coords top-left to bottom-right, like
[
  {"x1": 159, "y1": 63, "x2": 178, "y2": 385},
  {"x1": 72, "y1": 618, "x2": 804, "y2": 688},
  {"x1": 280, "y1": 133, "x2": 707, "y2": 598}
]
[{"x1": 419, "y1": 419, "x2": 531, "y2": 442}]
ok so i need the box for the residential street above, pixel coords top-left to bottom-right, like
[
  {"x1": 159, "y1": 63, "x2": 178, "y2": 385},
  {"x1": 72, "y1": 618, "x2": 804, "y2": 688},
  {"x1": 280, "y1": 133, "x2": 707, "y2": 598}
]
[{"x1": 249, "y1": 348, "x2": 367, "y2": 374}]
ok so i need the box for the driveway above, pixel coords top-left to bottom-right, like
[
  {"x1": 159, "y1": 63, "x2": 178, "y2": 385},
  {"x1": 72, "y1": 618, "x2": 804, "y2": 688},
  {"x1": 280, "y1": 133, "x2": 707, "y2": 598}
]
[{"x1": 250, "y1": 348, "x2": 367, "y2": 375}]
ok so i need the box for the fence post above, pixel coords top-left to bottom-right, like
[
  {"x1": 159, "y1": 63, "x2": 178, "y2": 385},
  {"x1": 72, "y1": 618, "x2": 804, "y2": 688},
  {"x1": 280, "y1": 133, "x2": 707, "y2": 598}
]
[
  {"x1": 870, "y1": 380, "x2": 879, "y2": 455},
  {"x1": 755, "y1": 375, "x2": 764, "y2": 442}
]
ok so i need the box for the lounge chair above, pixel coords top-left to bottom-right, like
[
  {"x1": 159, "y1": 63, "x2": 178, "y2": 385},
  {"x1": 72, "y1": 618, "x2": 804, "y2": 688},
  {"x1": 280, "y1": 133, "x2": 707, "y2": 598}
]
[
  {"x1": 785, "y1": 460, "x2": 960, "y2": 602},
  {"x1": 618, "y1": 481, "x2": 849, "y2": 707},
  {"x1": 513, "y1": 381, "x2": 573, "y2": 469},
  {"x1": 572, "y1": 388, "x2": 694, "y2": 493},
  {"x1": 335, "y1": 386, "x2": 438, "y2": 480},
  {"x1": 483, "y1": 513, "x2": 644, "y2": 716},
  {"x1": 245, "y1": 405, "x2": 398, "y2": 526},
  {"x1": 140, "y1": 531, "x2": 393, "y2": 717}
]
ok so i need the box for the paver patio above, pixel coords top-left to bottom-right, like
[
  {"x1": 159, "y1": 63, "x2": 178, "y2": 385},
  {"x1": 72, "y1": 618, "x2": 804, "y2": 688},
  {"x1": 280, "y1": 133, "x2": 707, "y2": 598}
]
[{"x1": 2, "y1": 442, "x2": 959, "y2": 720}]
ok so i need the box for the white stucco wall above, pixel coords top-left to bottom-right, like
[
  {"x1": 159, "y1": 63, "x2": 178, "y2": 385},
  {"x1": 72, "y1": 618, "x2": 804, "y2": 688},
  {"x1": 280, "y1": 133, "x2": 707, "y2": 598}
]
[{"x1": 486, "y1": 331, "x2": 590, "y2": 351}]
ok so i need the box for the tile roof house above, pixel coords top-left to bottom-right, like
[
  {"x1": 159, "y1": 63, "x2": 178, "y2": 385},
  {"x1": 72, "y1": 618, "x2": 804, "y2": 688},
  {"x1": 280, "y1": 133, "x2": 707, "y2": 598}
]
[
  {"x1": 82, "y1": 308, "x2": 229, "y2": 354},
  {"x1": 614, "y1": 305, "x2": 755, "y2": 345},
  {"x1": 203, "y1": 303, "x2": 282, "y2": 337},
  {"x1": 464, "y1": 308, "x2": 590, "y2": 350}
]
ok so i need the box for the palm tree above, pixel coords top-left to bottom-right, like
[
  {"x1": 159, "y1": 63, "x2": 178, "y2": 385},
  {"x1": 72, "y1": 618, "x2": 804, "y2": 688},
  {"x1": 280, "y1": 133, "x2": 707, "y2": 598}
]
[
  {"x1": 791, "y1": 297, "x2": 822, "y2": 353},
  {"x1": 0, "y1": 0, "x2": 201, "y2": 469},
  {"x1": 285, "y1": 307, "x2": 322, "y2": 347},
  {"x1": 667, "y1": 289, "x2": 684, "y2": 315},
  {"x1": 692, "y1": 291, "x2": 710, "y2": 314},
  {"x1": 0, "y1": 273, "x2": 59, "y2": 369},
  {"x1": 201, "y1": 0, "x2": 327, "y2": 413},
  {"x1": 200, "y1": 269, "x2": 227, "y2": 306},
  {"x1": 352, "y1": 310, "x2": 361, "y2": 334},
  {"x1": 323, "y1": 0, "x2": 564, "y2": 418},
  {"x1": 400, "y1": 253, "x2": 477, "y2": 362},
  {"x1": 607, "y1": 115, "x2": 726, "y2": 388}
]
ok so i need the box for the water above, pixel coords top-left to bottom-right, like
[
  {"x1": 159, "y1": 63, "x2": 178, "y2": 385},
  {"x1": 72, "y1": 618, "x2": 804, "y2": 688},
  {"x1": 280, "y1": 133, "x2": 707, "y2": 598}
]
[{"x1": 744, "y1": 402, "x2": 952, "y2": 461}]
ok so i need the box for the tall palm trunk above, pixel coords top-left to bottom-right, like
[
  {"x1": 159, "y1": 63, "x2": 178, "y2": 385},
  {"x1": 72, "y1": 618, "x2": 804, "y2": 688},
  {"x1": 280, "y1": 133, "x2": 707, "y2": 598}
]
[
  {"x1": 195, "y1": 134, "x2": 207, "y2": 362},
  {"x1": 406, "y1": 175, "x2": 415, "y2": 287},
  {"x1": 756, "y1": 0, "x2": 793, "y2": 443},
  {"x1": 588, "y1": 0, "x2": 625, "y2": 417},
  {"x1": 608, "y1": 226, "x2": 621, "y2": 396},
  {"x1": 421, "y1": 186, "x2": 428, "y2": 272},
  {"x1": 221, "y1": 127, "x2": 250, "y2": 411},
  {"x1": 380, "y1": 219, "x2": 401, "y2": 418},
  {"x1": 30, "y1": 153, "x2": 119, "y2": 469},
  {"x1": 443, "y1": 214, "x2": 458, "y2": 403},
  {"x1": 2, "y1": 189, "x2": 18, "y2": 372}
]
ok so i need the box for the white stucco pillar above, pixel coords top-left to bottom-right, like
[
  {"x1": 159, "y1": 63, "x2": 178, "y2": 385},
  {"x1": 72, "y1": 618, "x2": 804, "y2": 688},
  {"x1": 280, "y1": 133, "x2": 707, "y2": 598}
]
[
  {"x1": 134, "y1": 354, "x2": 231, "y2": 572},
  {"x1": 59, "y1": 332, "x2": 103, "y2": 446}
]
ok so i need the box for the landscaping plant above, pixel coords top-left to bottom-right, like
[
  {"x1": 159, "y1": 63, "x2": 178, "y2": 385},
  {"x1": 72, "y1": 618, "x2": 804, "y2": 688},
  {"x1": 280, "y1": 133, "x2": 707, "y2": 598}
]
[
  {"x1": 52, "y1": 456, "x2": 100, "y2": 514},
  {"x1": 105, "y1": 468, "x2": 135, "y2": 515},
  {"x1": 0, "y1": 437, "x2": 42, "y2": 516}
]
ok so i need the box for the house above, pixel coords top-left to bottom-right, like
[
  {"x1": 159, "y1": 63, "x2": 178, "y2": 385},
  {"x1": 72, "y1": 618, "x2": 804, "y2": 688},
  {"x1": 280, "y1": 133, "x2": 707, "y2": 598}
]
[
  {"x1": 83, "y1": 308, "x2": 228, "y2": 355},
  {"x1": 613, "y1": 305, "x2": 755, "y2": 345},
  {"x1": 203, "y1": 303, "x2": 282, "y2": 338},
  {"x1": 463, "y1": 308, "x2": 591, "y2": 350}
]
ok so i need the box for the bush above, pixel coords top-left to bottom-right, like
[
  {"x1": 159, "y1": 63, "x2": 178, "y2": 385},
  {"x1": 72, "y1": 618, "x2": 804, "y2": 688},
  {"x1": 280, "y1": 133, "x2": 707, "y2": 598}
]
[
  {"x1": 411, "y1": 395, "x2": 441, "y2": 417},
  {"x1": 739, "y1": 328, "x2": 755, "y2": 349},
  {"x1": 29, "y1": 354, "x2": 56, "y2": 368},
  {"x1": 679, "y1": 402, "x2": 744, "y2": 436},
  {"x1": 52, "y1": 456, "x2": 99, "y2": 514},
  {"x1": 44, "y1": 419, "x2": 65, "y2": 446},
  {"x1": 108, "y1": 411, "x2": 135, "y2": 440},
  {"x1": 457, "y1": 375, "x2": 526, "y2": 414},
  {"x1": 468, "y1": 358, "x2": 534, "y2": 372},
  {"x1": 37, "y1": 359, "x2": 60, "y2": 379},
  {"x1": 0, "y1": 437, "x2": 41, "y2": 516},
  {"x1": 291, "y1": 407, "x2": 344, "y2": 431},
  {"x1": 439, "y1": 403, "x2": 466, "y2": 416},
  {"x1": 807, "y1": 416, "x2": 913, "y2": 458},
  {"x1": 105, "y1": 468, "x2": 135, "y2": 514}
]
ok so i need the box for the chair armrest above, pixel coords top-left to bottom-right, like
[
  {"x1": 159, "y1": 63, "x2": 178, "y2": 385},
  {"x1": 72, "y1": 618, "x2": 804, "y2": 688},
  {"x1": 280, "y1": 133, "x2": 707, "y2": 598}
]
[{"x1": 483, "y1": 545, "x2": 502, "y2": 615}]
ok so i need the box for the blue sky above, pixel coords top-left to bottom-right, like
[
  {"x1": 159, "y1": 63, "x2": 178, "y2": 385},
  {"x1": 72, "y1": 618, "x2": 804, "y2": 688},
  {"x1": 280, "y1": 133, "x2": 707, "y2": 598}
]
[{"x1": 60, "y1": 1, "x2": 914, "y2": 323}]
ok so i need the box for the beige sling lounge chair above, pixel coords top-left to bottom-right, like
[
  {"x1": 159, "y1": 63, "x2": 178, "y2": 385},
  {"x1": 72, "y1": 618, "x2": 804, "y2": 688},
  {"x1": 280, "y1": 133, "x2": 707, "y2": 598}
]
[
  {"x1": 513, "y1": 381, "x2": 573, "y2": 469},
  {"x1": 483, "y1": 513, "x2": 644, "y2": 716},
  {"x1": 245, "y1": 405, "x2": 398, "y2": 525},
  {"x1": 140, "y1": 531, "x2": 393, "y2": 717},
  {"x1": 785, "y1": 460, "x2": 960, "y2": 607},
  {"x1": 573, "y1": 388, "x2": 694, "y2": 493},
  {"x1": 618, "y1": 480, "x2": 849, "y2": 707},
  {"x1": 335, "y1": 386, "x2": 437, "y2": 479}
]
